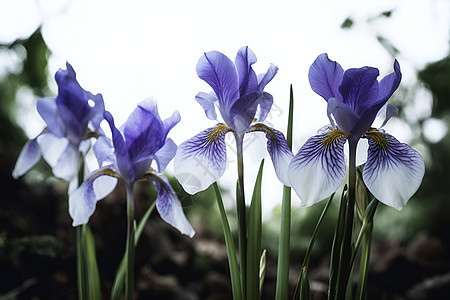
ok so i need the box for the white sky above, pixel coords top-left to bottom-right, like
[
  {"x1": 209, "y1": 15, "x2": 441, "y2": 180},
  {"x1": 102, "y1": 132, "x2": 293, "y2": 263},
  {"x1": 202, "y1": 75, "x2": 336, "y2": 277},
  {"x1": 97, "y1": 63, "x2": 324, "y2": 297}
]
[{"x1": 1, "y1": 0, "x2": 449, "y2": 216}]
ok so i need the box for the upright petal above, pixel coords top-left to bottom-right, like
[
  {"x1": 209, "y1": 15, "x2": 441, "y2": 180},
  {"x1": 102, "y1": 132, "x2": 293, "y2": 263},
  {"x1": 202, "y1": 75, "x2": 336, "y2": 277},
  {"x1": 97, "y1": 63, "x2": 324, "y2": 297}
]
[
  {"x1": 288, "y1": 129, "x2": 347, "y2": 206},
  {"x1": 229, "y1": 91, "x2": 272, "y2": 134},
  {"x1": 12, "y1": 138, "x2": 41, "y2": 179},
  {"x1": 377, "y1": 59, "x2": 402, "y2": 106},
  {"x1": 308, "y1": 53, "x2": 344, "y2": 102},
  {"x1": 36, "y1": 97, "x2": 65, "y2": 137},
  {"x1": 363, "y1": 131, "x2": 425, "y2": 210},
  {"x1": 174, "y1": 125, "x2": 230, "y2": 194},
  {"x1": 196, "y1": 51, "x2": 239, "y2": 110},
  {"x1": 249, "y1": 124, "x2": 293, "y2": 186},
  {"x1": 93, "y1": 135, "x2": 116, "y2": 167},
  {"x1": 195, "y1": 92, "x2": 218, "y2": 121},
  {"x1": 104, "y1": 111, "x2": 134, "y2": 181},
  {"x1": 152, "y1": 175, "x2": 195, "y2": 237},
  {"x1": 257, "y1": 63, "x2": 279, "y2": 91},
  {"x1": 154, "y1": 138, "x2": 177, "y2": 173},
  {"x1": 235, "y1": 46, "x2": 258, "y2": 96}
]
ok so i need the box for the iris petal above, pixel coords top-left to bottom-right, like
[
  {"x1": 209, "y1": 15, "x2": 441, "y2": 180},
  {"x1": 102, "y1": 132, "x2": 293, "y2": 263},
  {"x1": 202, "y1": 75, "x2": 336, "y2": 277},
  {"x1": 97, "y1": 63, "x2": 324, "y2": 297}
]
[
  {"x1": 258, "y1": 63, "x2": 279, "y2": 92},
  {"x1": 12, "y1": 138, "x2": 41, "y2": 179},
  {"x1": 377, "y1": 59, "x2": 402, "y2": 107},
  {"x1": 235, "y1": 46, "x2": 258, "y2": 96},
  {"x1": 195, "y1": 92, "x2": 218, "y2": 121},
  {"x1": 196, "y1": 51, "x2": 239, "y2": 110},
  {"x1": 229, "y1": 91, "x2": 272, "y2": 134},
  {"x1": 69, "y1": 167, "x2": 118, "y2": 226},
  {"x1": 308, "y1": 53, "x2": 344, "y2": 102},
  {"x1": 36, "y1": 97, "x2": 65, "y2": 137},
  {"x1": 174, "y1": 124, "x2": 230, "y2": 194},
  {"x1": 250, "y1": 124, "x2": 293, "y2": 186},
  {"x1": 363, "y1": 131, "x2": 425, "y2": 210},
  {"x1": 288, "y1": 129, "x2": 347, "y2": 206},
  {"x1": 327, "y1": 98, "x2": 360, "y2": 134},
  {"x1": 153, "y1": 175, "x2": 195, "y2": 237},
  {"x1": 93, "y1": 136, "x2": 115, "y2": 167},
  {"x1": 52, "y1": 143, "x2": 79, "y2": 181},
  {"x1": 154, "y1": 138, "x2": 177, "y2": 173}
]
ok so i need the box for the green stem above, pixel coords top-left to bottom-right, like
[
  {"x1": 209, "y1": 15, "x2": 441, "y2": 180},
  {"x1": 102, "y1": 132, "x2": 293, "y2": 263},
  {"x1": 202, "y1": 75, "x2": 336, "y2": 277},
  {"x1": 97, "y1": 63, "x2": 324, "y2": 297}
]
[
  {"x1": 336, "y1": 138, "x2": 358, "y2": 299},
  {"x1": 355, "y1": 223, "x2": 373, "y2": 300},
  {"x1": 235, "y1": 134, "x2": 247, "y2": 296},
  {"x1": 76, "y1": 226, "x2": 87, "y2": 300},
  {"x1": 125, "y1": 183, "x2": 135, "y2": 300}
]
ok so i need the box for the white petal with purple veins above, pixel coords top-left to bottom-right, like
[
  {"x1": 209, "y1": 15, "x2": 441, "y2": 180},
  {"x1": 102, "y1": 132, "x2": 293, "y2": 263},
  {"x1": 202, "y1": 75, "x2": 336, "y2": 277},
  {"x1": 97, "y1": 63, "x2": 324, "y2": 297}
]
[{"x1": 363, "y1": 131, "x2": 425, "y2": 210}]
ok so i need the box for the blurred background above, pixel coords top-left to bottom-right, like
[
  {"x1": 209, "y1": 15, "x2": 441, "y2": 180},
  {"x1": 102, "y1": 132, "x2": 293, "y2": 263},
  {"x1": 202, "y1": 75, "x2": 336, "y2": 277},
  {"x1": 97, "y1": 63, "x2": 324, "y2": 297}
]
[{"x1": 1, "y1": 0, "x2": 449, "y2": 299}]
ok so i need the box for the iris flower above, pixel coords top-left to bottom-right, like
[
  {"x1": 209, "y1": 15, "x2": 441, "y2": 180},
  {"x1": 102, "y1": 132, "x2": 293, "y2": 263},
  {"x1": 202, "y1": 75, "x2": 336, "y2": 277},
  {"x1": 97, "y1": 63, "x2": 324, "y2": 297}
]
[
  {"x1": 12, "y1": 62, "x2": 105, "y2": 190},
  {"x1": 287, "y1": 54, "x2": 425, "y2": 210},
  {"x1": 69, "y1": 99, "x2": 194, "y2": 237},
  {"x1": 174, "y1": 46, "x2": 293, "y2": 194}
]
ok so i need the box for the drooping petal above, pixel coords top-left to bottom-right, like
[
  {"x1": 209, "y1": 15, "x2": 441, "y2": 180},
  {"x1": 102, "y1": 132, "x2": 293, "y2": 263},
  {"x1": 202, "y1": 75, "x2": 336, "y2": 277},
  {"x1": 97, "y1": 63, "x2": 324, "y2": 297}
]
[
  {"x1": 229, "y1": 91, "x2": 272, "y2": 134},
  {"x1": 36, "y1": 97, "x2": 65, "y2": 137},
  {"x1": 235, "y1": 46, "x2": 258, "y2": 96},
  {"x1": 153, "y1": 138, "x2": 177, "y2": 173},
  {"x1": 38, "y1": 133, "x2": 69, "y2": 167},
  {"x1": 69, "y1": 167, "x2": 118, "y2": 226},
  {"x1": 174, "y1": 124, "x2": 230, "y2": 194},
  {"x1": 339, "y1": 66, "x2": 379, "y2": 116},
  {"x1": 249, "y1": 124, "x2": 293, "y2": 186},
  {"x1": 52, "y1": 143, "x2": 79, "y2": 181},
  {"x1": 257, "y1": 63, "x2": 279, "y2": 91},
  {"x1": 153, "y1": 175, "x2": 195, "y2": 237},
  {"x1": 255, "y1": 91, "x2": 274, "y2": 123},
  {"x1": 195, "y1": 92, "x2": 218, "y2": 121},
  {"x1": 196, "y1": 51, "x2": 239, "y2": 110},
  {"x1": 363, "y1": 131, "x2": 425, "y2": 210},
  {"x1": 104, "y1": 111, "x2": 134, "y2": 182},
  {"x1": 12, "y1": 138, "x2": 41, "y2": 179},
  {"x1": 288, "y1": 129, "x2": 347, "y2": 206},
  {"x1": 308, "y1": 53, "x2": 344, "y2": 102}
]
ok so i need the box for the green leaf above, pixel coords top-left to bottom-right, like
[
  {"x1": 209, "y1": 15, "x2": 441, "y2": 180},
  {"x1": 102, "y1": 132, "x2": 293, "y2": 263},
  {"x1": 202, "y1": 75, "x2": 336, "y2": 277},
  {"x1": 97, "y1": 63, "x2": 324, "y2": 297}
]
[
  {"x1": 85, "y1": 225, "x2": 101, "y2": 300},
  {"x1": 213, "y1": 183, "x2": 243, "y2": 300},
  {"x1": 247, "y1": 160, "x2": 264, "y2": 300},
  {"x1": 275, "y1": 84, "x2": 294, "y2": 300},
  {"x1": 111, "y1": 201, "x2": 156, "y2": 300}
]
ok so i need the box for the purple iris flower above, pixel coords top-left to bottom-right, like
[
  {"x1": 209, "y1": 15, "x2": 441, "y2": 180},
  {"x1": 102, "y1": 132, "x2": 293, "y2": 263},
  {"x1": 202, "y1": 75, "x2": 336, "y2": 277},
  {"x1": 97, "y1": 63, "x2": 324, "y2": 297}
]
[
  {"x1": 174, "y1": 46, "x2": 293, "y2": 194},
  {"x1": 69, "y1": 99, "x2": 194, "y2": 237},
  {"x1": 287, "y1": 54, "x2": 425, "y2": 210},
  {"x1": 12, "y1": 62, "x2": 105, "y2": 190}
]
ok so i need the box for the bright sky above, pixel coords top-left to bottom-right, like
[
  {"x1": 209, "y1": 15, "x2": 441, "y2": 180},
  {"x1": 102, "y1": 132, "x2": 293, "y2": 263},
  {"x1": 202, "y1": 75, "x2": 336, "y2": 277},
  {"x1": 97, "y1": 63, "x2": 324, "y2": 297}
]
[{"x1": 1, "y1": 0, "x2": 449, "y2": 216}]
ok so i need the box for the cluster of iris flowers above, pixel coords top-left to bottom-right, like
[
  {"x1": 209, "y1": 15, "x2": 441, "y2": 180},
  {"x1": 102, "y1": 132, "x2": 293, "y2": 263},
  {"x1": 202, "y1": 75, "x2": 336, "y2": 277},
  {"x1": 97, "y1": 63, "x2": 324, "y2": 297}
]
[{"x1": 13, "y1": 47, "x2": 424, "y2": 300}]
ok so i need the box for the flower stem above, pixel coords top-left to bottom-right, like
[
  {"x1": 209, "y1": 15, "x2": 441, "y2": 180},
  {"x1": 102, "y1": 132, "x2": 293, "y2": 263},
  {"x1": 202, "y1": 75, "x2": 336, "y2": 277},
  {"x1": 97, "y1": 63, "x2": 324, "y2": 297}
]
[
  {"x1": 235, "y1": 134, "x2": 247, "y2": 297},
  {"x1": 336, "y1": 137, "x2": 358, "y2": 299},
  {"x1": 125, "y1": 183, "x2": 135, "y2": 300}
]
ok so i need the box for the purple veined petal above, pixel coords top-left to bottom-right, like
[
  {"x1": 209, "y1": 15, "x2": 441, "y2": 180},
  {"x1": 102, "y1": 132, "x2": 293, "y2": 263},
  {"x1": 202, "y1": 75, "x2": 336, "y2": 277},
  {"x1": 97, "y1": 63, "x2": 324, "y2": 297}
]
[
  {"x1": 339, "y1": 66, "x2": 380, "y2": 116},
  {"x1": 363, "y1": 131, "x2": 425, "y2": 210},
  {"x1": 52, "y1": 143, "x2": 79, "y2": 181},
  {"x1": 88, "y1": 92, "x2": 106, "y2": 131},
  {"x1": 288, "y1": 129, "x2": 347, "y2": 206},
  {"x1": 36, "y1": 97, "x2": 65, "y2": 137},
  {"x1": 104, "y1": 111, "x2": 134, "y2": 182},
  {"x1": 196, "y1": 51, "x2": 239, "y2": 110},
  {"x1": 196, "y1": 92, "x2": 218, "y2": 121},
  {"x1": 249, "y1": 124, "x2": 293, "y2": 186},
  {"x1": 154, "y1": 138, "x2": 177, "y2": 173},
  {"x1": 93, "y1": 135, "x2": 116, "y2": 167},
  {"x1": 257, "y1": 63, "x2": 279, "y2": 92},
  {"x1": 229, "y1": 91, "x2": 272, "y2": 134},
  {"x1": 152, "y1": 175, "x2": 195, "y2": 237},
  {"x1": 123, "y1": 102, "x2": 165, "y2": 162},
  {"x1": 377, "y1": 59, "x2": 402, "y2": 106},
  {"x1": 174, "y1": 124, "x2": 230, "y2": 194},
  {"x1": 308, "y1": 53, "x2": 344, "y2": 102},
  {"x1": 255, "y1": 91, "x2": 274, "y2": 123},
  {"x1": 162, "y1": 110, "x2": 181, "y2": 138},
  {"x1": 327, "y1": 97, "x2": 360, "y2": 134},
  {"x1": 69, "y1": 167, "x2": 118, "y2": 226},
  {"x1": 235, "y1": 46, "x2": 259, "y2": 96},
  {"x1": 12, "y1": 137, "x2": 41, "y2": 179}
]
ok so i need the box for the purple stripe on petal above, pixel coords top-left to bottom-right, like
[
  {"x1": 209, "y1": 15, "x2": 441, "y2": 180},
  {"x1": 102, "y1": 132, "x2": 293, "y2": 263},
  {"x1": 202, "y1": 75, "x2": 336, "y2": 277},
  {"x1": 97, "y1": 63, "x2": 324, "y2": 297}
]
[
  {"x1": 288, "y1": 129, "x2": 347, "y2": 206},
  {"x1": 363, "y1": 130, "x2": 425, "y2": 210},
  {"x1": 308, "y1": 53, "x2": 344, "y2": 102},
  {"x1": 196, "y1": 51, "x2": 239, "y2": 110},
  {"x1": 153, "y1": 175, "x2": 195, "y2": 237},
  {"x1": 174, "y1": 124, "x2": 230, "y2": 194}
]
